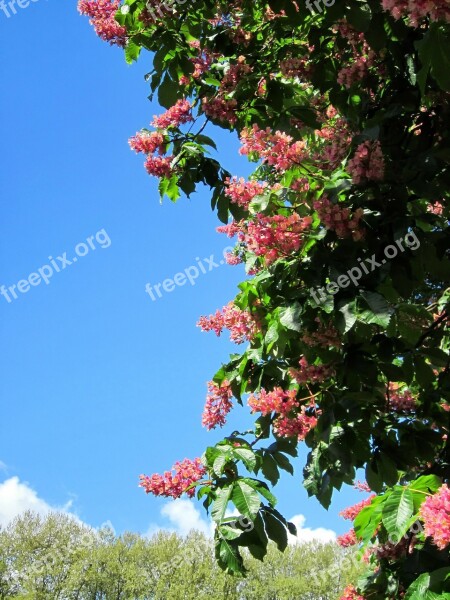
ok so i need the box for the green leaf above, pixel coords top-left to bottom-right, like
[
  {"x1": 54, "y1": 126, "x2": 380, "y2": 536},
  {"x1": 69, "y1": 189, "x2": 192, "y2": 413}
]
[
  {"x1": 262, "y1": 507, "x2": 289, "y2": 552},
  {"x1": 429, "y1": 25, "x2": 450, "y2": 92},
  {"x1": 273, "y1": 452, "x2": 294, "y2": 475},
  {"x1": 359, "y1": 292, "x2": 392, "y2": 328},
  {"x1": 354, "y1": 495, "x2": 384, "y2": 544},
  {"x1": 125, "y1": 39, "x2": 142, "y2": 64},
  {"x1": 231, "y1": 481, "x2": 261, "y2": 521},
  {"x1": 195, "y1": 134, "x2": 217, "y2": 150},
  {"x1": 279, "y1": 303, "x2": 302, "y2": 332},
  {"x1": 211, "y1": 485, "x2": 234, "y2": 523},
  {"x1": 213, "y1": 454, "x2": 228, "y2": 477},
  {"x1": 158, "y1": 75, "x2": 180, "y2": 109},
  {"x1": 233, "y1": 448, "x2": 257, "y2": 472},
  {"x1": 405, "y1": 568, "x2": 450, "y2": 600},
  {"x1": 215, "y1": 537, "x2": 245, "y2": 574},
  {"x1": 242, "y1": 478, "x2": 277, "y2": 507},
  {"x1": 261, "y1": 453, "x2": 280, "y2": 486},
  {"x1": 382, "y1": 487, "x2": 414, "y2": 540}
]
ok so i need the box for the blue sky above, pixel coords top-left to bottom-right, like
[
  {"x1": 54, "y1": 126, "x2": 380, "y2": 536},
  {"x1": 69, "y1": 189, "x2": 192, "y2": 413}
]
[{"x1": 0, "y1": 0, "x2": 361, "y2": 539}]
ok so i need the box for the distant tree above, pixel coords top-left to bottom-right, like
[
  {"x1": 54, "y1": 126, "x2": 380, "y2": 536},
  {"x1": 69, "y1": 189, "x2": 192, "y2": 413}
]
[{"x1": 0, "y1": 511, "x2": 363, "y2": 599}]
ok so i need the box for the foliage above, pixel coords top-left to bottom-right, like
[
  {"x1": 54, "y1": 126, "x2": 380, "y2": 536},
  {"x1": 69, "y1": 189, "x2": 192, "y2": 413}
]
[
  {"x1": 79, "y1": 0, "x2": 450, "y2": 597},
  {"x1": 0, "y1": 511, "x2": 361, "y2": 599}
]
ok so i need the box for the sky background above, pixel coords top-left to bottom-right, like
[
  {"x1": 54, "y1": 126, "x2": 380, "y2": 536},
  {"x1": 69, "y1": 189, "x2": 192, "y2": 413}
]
[{"x1": 0, "y1": 0, "x2": 362, "y2": 541}]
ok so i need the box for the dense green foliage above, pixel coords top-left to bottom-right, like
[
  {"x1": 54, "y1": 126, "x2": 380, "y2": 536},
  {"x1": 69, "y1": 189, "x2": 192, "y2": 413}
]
[{"x1": 0, "y1": 511, "x2": 361, "y2": 599}]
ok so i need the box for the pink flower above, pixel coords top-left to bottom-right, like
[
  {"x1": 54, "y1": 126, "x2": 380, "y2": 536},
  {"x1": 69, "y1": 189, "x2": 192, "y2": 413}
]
[
  {"x1": 347, "y1": 141, "x2": 385, "y2": 185},
  {"x1": 239, "y1": 213, "x2": 312, "y2": 266},
  {"x1": 152, "y1": 99, "x2": 193, "y2": 129},
  {"x1": 202, "y1": 381, "x2": 233, "y2": 430},
  {"x1": 248, "y1": 387, "x2": 298, "y2": 416},
  {"x1": 354, "y1": 481, "x2": 372, "y2": 493},
  {"x1": 216, "y1": 221, "x2": 241, "y2": 238},
  {"x1": 224, "y1": 252, "x2": 243, "y2": 265},
  {"x1": 197, "y1": 302, "x2": 259, "y2": 344},
  {"x1": 289, "y1": 357, "x2": 335, "y2": 384},
  {"x1": 129, "y1": 131, "x2": 165, "y2": 155},
  {"x1": 381, "y1": 0, "x2": 450, "y2": 26},
  {"x1": 139, "y1": 458, "x2": 206, "y2": 499},
  {"x1": 388, "y1": 383, "x2": 416, "y2": 413},
  {"x1": 337, "y1": 529, "x2": 358, "y2": 547},
  {"x1": 78, "y1": 0, "x2": 127, "y2": 46},
  {"x1": 201, "y1": 96, "x2": 238, "y2": 124},
  {"x1": 428, "y1": 201, "x2": 444, "y2": 216},
  {"x1": 273, "y1": 408, "x2": 317, "y2": 440},
  {"x1": 339, "y1": 584, "x2": 365, "y2": 600},
  {"x1": 337, "y1": 49, "x2": 376, "y2": 89},
  {"x1": 239, "y1": 124, "x2": 307, "y2": 171},
  {"x1": 340, "y1": 496, "x2": 375, "y2": 521},
  {"x1": 301, "y1": 319, "x2": 341, "y2": 348},
  {"x1": 313, "y1": 196, "x2": 364, "y2": 240},
  {"x1": 420, "y1": 484, "x2": 450, "y2": 550},
  {"x1": 144, "y1": 155, "x2": 173, "y2": 178},
  {"x1": 224, "y1": 177, "x2": 268, "y2": 209}
]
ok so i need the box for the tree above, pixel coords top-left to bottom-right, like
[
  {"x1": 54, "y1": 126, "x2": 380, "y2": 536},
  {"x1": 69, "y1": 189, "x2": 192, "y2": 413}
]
[
  {"x1": 79, "y1": 1, "x2": 450, "y2": 597},
  {"x1": 0, "y1": 511, "x2": 360, "y2": 599}
]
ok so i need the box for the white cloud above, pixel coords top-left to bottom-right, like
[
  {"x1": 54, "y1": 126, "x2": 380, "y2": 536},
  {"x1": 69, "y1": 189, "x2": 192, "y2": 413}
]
[
  {"x1": 147, "y1": 502, "x2": 336, "y2": 546},
  {"x1": 288, "y1": 514, "x2": 336, "y2": 545},
  {"x1": 0, "y1": 476, "x2": 73, "y2": 528},
  {"x1": 160, "y1": 499, "x2": 213, "y2": 537}
]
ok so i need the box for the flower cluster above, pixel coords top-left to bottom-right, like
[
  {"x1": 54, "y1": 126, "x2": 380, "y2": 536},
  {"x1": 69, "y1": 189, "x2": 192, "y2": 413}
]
[
  {"x1": 139, "y1": 458, "x2": 206, "y2": 499},
  {"x1": 337, "y1": 528, "x2": 358, "y2": 547},
  {"x1": 354, "y1": 481, "x2": 372, "y2": 493},
  {"x1": 129, "y1": 131, "x2": 173, "y2": 178},
  {"x1": 419, "y1": 484, "x2": 450, "y2": 550},
  {"x1": 224, "y1": 177, "x2": 268, "y2": 209},
  {"x1": 313, "y1": 196, "x2": 364, "y2": 240},
  {"x1": 388, "y1": 383, "x2": 416, "y2": 413},
  {"x1": 301, "y1": 319, "x2": 341, "y2": 348},
  {"x1": 273, "y1": 408, "x2": 317, "y2": 440},
  {"x1": 202, "y1": 381, "x2": 233, "y2": 430},
  {"x1": 347, "y1": 141, "x2": 385, "y2": 185},
  {"x1": 221, "y1": 58, "x2": 253, "y2": 92},
  {"x1": 78, "y1": 0, "x2": 127, "y2": 46},
  {"x1": 144, "y1": 155, "x2": 174, "y2": 178},
  {"x1": 340, "y1": 496, "x2": 375, "y2": 521},
  {"x1": 381, "y1": 0, "x2": 450, "y2": 26},
  {"x1": 129, "y1": 131, "x2": 165, "y2": 155},
  {"x1": 201, "y1": 96, "x2": 238, "y2": 124},
  {"x1": 197, "y1": 302, "x2": 259, "y2": 344},
  {"x1": 290, "y1": 357, "x2": 335, "y2": 384},
  {"x1": 248, "y1": 388, "x2": 318, "y2": 440},
  {"x1": 248, "y1": 387, "x2": 298, "y2": 416},
  {"x1": 152, "y1": 99, "x2": 193, "y2": 129},
  {"x1": 241, "y1": 213, "x2": 312, "y2": 266},
  {"x1": 428, "y1": 201, "x2": 444, "y2": 216},
  {"x1": 313, "y1": 116, "x2": 352, "y2": 171},
  {"x1": 337, "y1": 48, "x2": 377, "y2": 89},
  {"x1": 240, "y1": 124, "x2": 307, "y2": 171},
  {"x1": 279, "y1": 56, "x2": 312, "y2": 79},
  {"x1": 339, "y1": 585, "x2": 365, "y2": 600}
]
